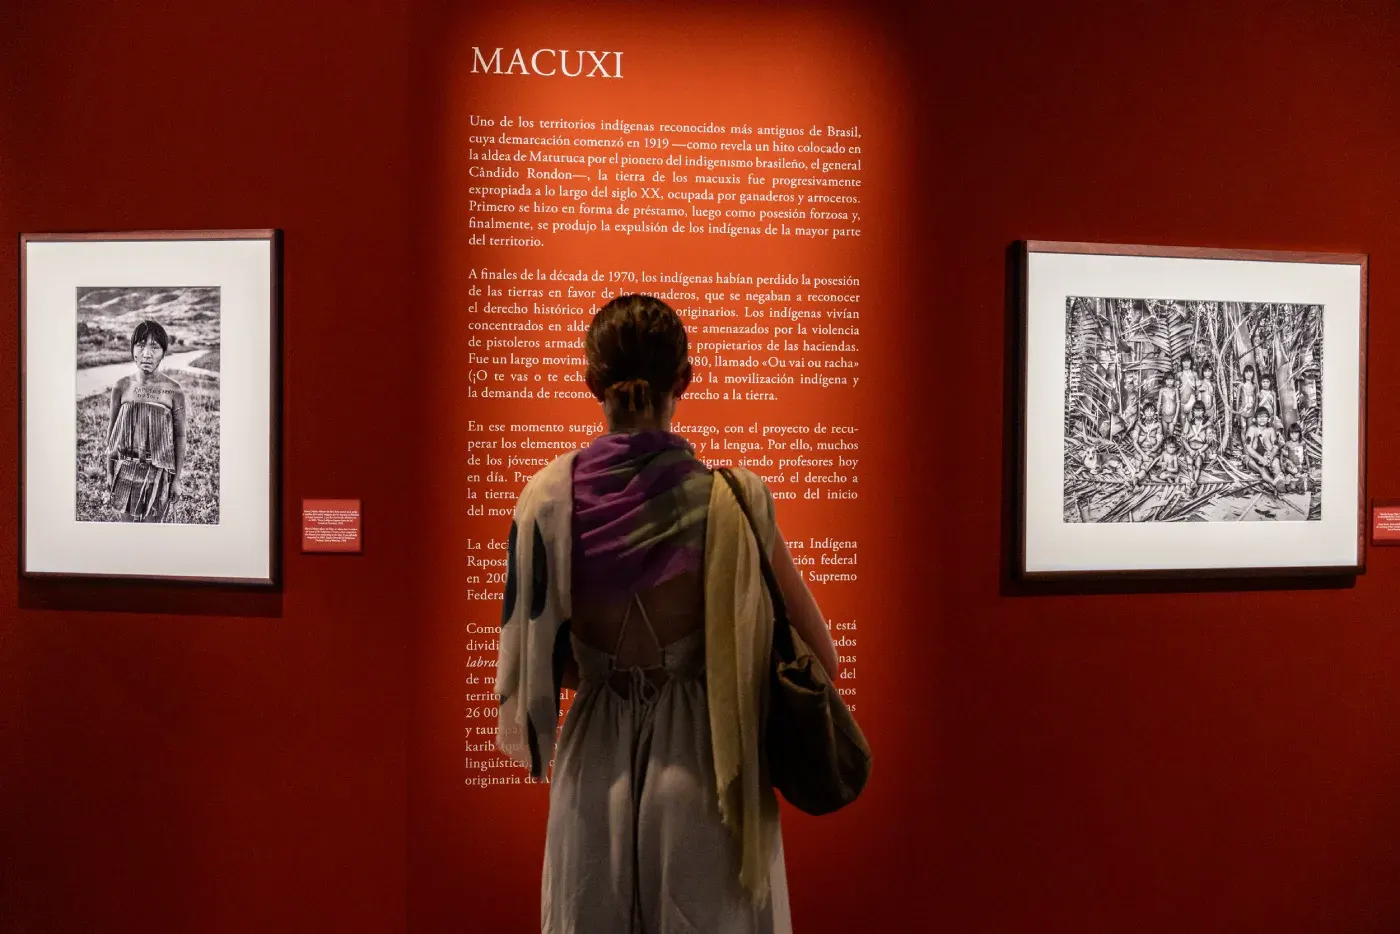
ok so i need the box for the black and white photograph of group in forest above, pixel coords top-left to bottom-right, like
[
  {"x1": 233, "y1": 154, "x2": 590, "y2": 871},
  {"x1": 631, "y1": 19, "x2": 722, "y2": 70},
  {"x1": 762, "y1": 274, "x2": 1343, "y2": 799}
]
[{"x1": 1063, "y1": 296, "x2": 1322, "y2": 524}]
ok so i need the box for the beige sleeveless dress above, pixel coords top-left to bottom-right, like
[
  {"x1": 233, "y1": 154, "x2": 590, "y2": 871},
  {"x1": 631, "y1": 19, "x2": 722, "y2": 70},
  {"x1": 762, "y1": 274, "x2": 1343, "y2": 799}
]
[{"x1": 541, "y1": 577, "x2": 791, "y2": 933}]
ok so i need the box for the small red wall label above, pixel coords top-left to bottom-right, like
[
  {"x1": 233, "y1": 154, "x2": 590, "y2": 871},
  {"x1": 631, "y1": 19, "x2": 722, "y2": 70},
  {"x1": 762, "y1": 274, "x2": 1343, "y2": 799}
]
[
  {"x1": 1372, "y1": 499, "x2": 1400, "y2": 545},
  {"x1": 302, "y1": 499, "x2": 362, "y2": 553}
]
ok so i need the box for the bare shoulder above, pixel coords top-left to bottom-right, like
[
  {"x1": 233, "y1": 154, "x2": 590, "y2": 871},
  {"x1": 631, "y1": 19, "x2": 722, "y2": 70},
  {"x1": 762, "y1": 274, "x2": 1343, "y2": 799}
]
[
  {"x1": 157, "y1": 373, "x2": 187, "y2": 404},
  {"x1": 113, "y1": 374, "x2": 132, "y2": 394}
]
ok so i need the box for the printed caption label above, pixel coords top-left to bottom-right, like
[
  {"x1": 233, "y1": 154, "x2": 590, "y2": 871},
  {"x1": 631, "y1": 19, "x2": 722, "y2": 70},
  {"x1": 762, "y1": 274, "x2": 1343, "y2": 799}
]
[
  {"x1": 302, "y1": 499, "x2": 363, "y2": 553},
  {"x1": 1371, "y1": 499, "x2": 1400, "y2": 545}
]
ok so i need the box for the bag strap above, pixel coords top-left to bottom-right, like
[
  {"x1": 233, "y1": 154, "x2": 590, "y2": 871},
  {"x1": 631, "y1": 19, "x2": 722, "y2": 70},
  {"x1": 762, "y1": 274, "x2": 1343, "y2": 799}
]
[{"x1": 716, "y1": 467, "x2": 796, "y2": 662}]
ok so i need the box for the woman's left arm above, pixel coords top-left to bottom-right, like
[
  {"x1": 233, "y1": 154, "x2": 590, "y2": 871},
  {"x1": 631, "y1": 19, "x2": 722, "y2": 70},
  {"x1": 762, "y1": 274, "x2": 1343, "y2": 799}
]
[
  {"x1": 172, "y1": 387, "x2": 188, "y2": 491},
  {"x1": 105, "y1": 382, "x2": 124, "y2": 488},
  {"x1": 772, "y1": 532, "x2": 840, "y2": 679}
]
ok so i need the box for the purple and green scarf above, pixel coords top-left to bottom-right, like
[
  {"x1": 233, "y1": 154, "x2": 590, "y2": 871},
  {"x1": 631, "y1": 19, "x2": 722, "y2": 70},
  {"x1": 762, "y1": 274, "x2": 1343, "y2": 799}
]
[{"x1": 572, "y1": 430, "x2": 713, "y2": 599}]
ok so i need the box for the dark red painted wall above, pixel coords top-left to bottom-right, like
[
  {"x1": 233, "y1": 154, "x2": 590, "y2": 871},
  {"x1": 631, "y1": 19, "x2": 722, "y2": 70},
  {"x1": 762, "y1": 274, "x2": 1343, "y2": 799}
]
[
  {"x1": 923, "y1": 3, "x2": 1400, "y2": 932},
  {"x1": 4, "y1": 2, "x2": 1400, "y2": 932},
  {"x1": 0, "y1": 2, "x2": 415, "y2": 931}
]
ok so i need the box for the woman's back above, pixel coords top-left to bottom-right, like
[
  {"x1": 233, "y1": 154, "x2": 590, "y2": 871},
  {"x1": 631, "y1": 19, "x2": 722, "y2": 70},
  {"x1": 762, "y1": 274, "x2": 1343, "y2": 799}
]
[
  {"x1": 496, "y1": 295, "x2": 831, "y2": 933},
  {"x1": 571, "y1": 570, "x2": 705, "y2": 672},
  {"x1": 544, "y1": 439, "x2": 790, "y2": 934}
]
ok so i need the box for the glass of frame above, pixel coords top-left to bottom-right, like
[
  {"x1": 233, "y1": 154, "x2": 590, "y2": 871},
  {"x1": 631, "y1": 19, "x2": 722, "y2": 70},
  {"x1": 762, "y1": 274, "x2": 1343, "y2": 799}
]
[
  {"x1": 1017, "y1": 240, "x2": 1366, "y2": 580},
  {"x1": 21, "y1": 230, "x2": 281, "y2": 585}
]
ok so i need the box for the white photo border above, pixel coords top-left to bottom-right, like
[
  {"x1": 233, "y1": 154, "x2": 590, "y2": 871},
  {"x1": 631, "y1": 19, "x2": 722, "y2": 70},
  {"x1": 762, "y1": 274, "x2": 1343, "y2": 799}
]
[
  {"x1": 1020, "y1": 242, "x2": 1366, "y2": 579},
  {"x1": 22, "y1": 231, "x2": 281, "y2": 584}
]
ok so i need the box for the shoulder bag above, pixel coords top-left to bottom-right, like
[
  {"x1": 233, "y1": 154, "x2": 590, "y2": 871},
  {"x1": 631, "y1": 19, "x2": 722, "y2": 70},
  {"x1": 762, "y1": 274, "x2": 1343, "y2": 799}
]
[{"x1": 716, "y1": 467, "x2": 873, "y2": 815}]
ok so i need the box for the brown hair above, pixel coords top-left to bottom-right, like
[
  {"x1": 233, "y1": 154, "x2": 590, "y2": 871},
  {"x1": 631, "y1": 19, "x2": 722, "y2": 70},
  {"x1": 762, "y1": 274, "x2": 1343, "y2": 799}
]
[{"x1": 584, "y1": 294, "x2": 689, "y2": 414}]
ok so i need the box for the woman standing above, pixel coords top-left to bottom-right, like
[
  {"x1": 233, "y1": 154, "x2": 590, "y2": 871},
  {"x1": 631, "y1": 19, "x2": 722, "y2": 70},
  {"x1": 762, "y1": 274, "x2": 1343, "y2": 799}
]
[
  {"x1": 495, "y1": 294, "x2": 838, "y2": 933},
  {"x1": 104, "y1": 320, "x2": 186, "y2": 522}
]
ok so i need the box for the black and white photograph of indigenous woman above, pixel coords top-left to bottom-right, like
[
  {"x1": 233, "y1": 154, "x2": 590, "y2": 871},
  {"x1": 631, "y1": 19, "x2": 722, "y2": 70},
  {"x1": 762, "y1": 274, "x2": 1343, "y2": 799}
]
[
  {"x1": 1063, "y1": 296, "x2": 1323, "y2": 524},
  {"x1": 74, "y1": 287, "x2": 222, "y2": 525},
  {"x1": 23, "y1": 230, "x2": 278, "y2": 584}
]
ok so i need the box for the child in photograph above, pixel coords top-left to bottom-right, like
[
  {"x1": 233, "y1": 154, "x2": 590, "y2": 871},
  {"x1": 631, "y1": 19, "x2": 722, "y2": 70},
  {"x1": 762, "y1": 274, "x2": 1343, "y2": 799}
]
[
  {"x1": 1243, "y1": 405, "x2": 1282, "y2": 488},
  {"x1": 1178, "y1": 354, "x2": 1199, "y2": 416},
  {"x1": 104, "y1": 320, "x2": 187, "y2": 522},
  {"x1": 1198, "y1": 363, "x2": 1217, "y2": 422},
  {"x1": 1158, "y1": 372, "x2": 1180, "y2": 435},
  {"x1": 1141, "y1": 436, "x2": 1184, "y2": 483},
  {"x1": 1281, "y1": 423, "x2": 1309, "y2": 492},
  {"x1": 1258, "y1": 373, "x2": 1280, "y2": 427},
  {"x1": 1233, "y1": 364, "x2": 1258, "y2": 449}
]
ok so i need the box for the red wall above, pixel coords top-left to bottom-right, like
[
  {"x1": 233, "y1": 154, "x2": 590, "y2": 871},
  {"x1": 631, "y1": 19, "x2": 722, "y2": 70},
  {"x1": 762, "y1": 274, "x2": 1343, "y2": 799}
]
[
  {"x1": 0, "y1": 2, "x2": 414, "y2": 931},
  {"x1": 925, "y1": 3, "x2": 1400, "y2": 931},
  {"x1": 4, "y1": 2, "x2": 1400, "y2": 932}
]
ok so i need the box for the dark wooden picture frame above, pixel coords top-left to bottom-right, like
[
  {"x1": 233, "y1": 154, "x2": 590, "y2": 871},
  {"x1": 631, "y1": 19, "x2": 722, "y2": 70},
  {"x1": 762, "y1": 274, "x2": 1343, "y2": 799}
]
[
  {"x1": 1016, "y1": 240, "x2": 1368, "y2": 581},
  {"x1": 19, "y1": 229, "x2": 283, "y2": 586}
]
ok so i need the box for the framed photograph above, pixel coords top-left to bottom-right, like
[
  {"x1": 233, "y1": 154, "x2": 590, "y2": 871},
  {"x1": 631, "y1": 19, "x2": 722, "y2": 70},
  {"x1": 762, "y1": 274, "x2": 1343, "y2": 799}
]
[
  {"x1": 1017, "y1": 241, "x2": 1367, "y2": 580},
  {"x1": 21, "y1": 230, "x2": 281, "y2": 585}
]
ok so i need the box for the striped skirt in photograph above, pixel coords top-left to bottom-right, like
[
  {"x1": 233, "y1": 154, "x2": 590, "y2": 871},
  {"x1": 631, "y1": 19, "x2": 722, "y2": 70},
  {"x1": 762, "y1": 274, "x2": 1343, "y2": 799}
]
[{"x1": 110, "y1": 460, "x2": 174, "y2": 523}]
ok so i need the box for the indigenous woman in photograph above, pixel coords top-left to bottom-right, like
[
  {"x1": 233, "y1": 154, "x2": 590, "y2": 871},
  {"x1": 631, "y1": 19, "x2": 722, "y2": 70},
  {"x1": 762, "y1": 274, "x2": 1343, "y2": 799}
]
[
  {"x1": 495, "y1": 294, "x2": 839, "y2": 933},
  {"x1": 104, "y1": 320, "x2": 186, "y2": 522}
]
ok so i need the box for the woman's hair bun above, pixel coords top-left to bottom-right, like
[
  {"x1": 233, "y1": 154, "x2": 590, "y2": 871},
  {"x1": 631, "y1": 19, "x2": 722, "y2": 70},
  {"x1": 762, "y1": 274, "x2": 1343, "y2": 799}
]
[
  {"x1": 604, "y1": 377, "x2": 653, "y2": 414},
  {"x1": 585, "y1": 294, "x2": 689, "y2": 415}
]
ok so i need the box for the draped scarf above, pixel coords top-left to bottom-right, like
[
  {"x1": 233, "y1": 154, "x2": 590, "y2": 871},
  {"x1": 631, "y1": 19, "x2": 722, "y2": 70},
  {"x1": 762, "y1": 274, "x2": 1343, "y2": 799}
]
[
  {"x1": 494, "y1": 435, "x2": 781, "y2": 905},
  {"x1": 494, "y1": 431, "x2": 712, "y2": 777},
  {"x1": 572, "y1": 430, "x2": 712, "y2": 599}
]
